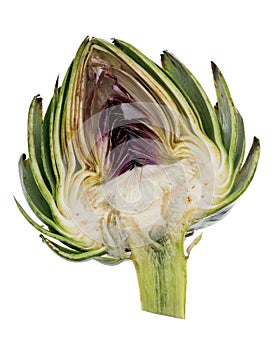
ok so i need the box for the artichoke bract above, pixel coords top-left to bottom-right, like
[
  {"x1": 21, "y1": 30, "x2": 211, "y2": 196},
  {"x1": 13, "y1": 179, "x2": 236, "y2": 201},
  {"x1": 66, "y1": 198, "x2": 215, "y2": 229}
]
[{"x1": 16, "y1": 37, "x2": 260, "y2": 318}]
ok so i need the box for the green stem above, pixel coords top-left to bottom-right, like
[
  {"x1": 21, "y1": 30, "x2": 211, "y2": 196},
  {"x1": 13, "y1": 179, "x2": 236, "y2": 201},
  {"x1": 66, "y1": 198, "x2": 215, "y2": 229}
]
[{"x1": 131, "y1": 235, "x2": 187, "y2": 319}]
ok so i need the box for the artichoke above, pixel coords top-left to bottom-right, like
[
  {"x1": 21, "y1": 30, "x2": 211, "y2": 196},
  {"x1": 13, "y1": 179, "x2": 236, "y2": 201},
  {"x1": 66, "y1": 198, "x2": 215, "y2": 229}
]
[{"x1": 16, "y1": 37, "x2": 260, "y2": 318}]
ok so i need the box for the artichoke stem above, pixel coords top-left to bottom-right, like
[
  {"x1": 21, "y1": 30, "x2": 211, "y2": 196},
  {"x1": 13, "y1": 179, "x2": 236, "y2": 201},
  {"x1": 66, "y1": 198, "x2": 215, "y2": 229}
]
[{"x1": 131, "y1": 235, "x2": 187, "y2": 319}]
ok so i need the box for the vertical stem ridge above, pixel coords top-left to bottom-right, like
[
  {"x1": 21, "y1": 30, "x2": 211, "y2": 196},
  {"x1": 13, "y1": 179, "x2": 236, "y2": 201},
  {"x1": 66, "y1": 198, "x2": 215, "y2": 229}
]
[{"x1": 131, "y1": 235, "x2": 187, "y2": 318}]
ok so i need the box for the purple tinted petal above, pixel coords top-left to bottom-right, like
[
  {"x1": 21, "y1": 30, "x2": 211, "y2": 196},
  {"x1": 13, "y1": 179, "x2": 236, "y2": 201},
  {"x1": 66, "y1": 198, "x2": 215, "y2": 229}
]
[{"x1": 80, "y1": 57, "x2": 175, "y2": 180}]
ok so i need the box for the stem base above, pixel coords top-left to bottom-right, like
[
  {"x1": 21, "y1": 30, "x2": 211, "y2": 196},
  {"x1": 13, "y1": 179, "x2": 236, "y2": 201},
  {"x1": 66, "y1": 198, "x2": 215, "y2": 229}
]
[{"x1": 131, "y1": 237, "x2": 187, "y2": 319}]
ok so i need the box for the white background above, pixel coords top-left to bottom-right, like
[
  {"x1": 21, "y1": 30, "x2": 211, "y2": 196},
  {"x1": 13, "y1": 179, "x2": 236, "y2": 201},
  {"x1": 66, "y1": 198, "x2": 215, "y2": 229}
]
[{"x1": 1, "y1": 0, "x2": 277, "y2": 349}]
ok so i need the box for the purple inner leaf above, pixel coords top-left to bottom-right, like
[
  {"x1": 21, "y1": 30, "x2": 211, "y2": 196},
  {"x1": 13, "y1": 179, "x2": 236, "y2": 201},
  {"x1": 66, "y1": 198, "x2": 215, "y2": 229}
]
[
  {"x1": 81, "y1": 59, "x2": 174, "y2": 180},
  {"x1": 99, "y1": 105, "x2": 161, "y2": 178}
]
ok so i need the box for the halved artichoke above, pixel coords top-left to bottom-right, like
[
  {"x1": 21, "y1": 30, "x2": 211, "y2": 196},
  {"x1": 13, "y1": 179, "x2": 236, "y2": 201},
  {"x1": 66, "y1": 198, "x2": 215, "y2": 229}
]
[{"x1": 16, "y1": 37, "x2": 260, "y2": 318}]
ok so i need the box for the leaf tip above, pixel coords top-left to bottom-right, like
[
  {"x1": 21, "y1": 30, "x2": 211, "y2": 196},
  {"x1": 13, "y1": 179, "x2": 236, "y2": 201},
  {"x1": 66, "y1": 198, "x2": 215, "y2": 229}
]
[
  {"x1": 253, "y1": 136, "x2": 260, "y2": 146},
  {"x1": 252, "y1": 137, "x2": 260, "y2": 158},
  {"x1": 55, "y1": 76, "x2": 59, "y2": 89},
  {"x1": 211, "y1": 61, "x2": 217, "y2": 71},
  {"x1": 112, "y1": 38, "x2": 122, "y2": 48},
  {"x1": 20, "y1": 153, "x2": 27, "y2": 161}
]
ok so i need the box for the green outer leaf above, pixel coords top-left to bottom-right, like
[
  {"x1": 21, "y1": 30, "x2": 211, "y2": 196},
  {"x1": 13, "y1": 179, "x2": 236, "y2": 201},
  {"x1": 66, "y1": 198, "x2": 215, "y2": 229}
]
[
  {"x1": 40, "y1": 235, "x2": 107, "y2": 262},
  {"x1": 28, "y1": 96, "x2": 66, "y2": 225},
  {"x1": 28, "y1": 95, "x2": 51, "y2": 191},
  {"x1": 190, "y1": 204, "x2": 233, "y2": 230},
  {"x1": 233, "y1": 110, "x2": 246, "y2": 172},
  {"x1": 28, "y1": 97, "x2": 56, "y2": 204},
  {"x1": 93, "y1": 256, "x2": 126, "y2": 266},
  {"x1": 231, "y1": 137, "x2": 260, "y2": 193},
  {"x1": 52, "y1": 64, "x2": 73, "y2": 183},
  {"x1": 14, "y1": 197, "x2": 92, "y2": 250},
  {"x1": 191, "y1": 137, "x2": 259, "y2": 228},
  {"x1": 211, "y1": 62, "x2": 237, "y2": 164},
  {"x1": 210, "y1": 136, "x2": 260, "y2": 212},
  {"x1": 53, "y1": 38, "x2": 90, "y2": 216},
  {"x1": 19, "y1": 154, "x2": 53, "y2": 225},
  {"x1": 60, "y1": 38, "x2": 93, "y2": 201},
  {"x1": 49, "y1": 81, "x2": 60, "y2": 187},
  {"x1": 161, "y1": 52, "x2": 223, "y2": 148},
  {"x1": 63, "y1": 37, "x2": 92, "y2": 149},
  {"x1": 41, "y1": 81, "x2": 58, "y2": 194},
  {"x1": 18, "y1": 157, "x2": 85, "y2": 242}
]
